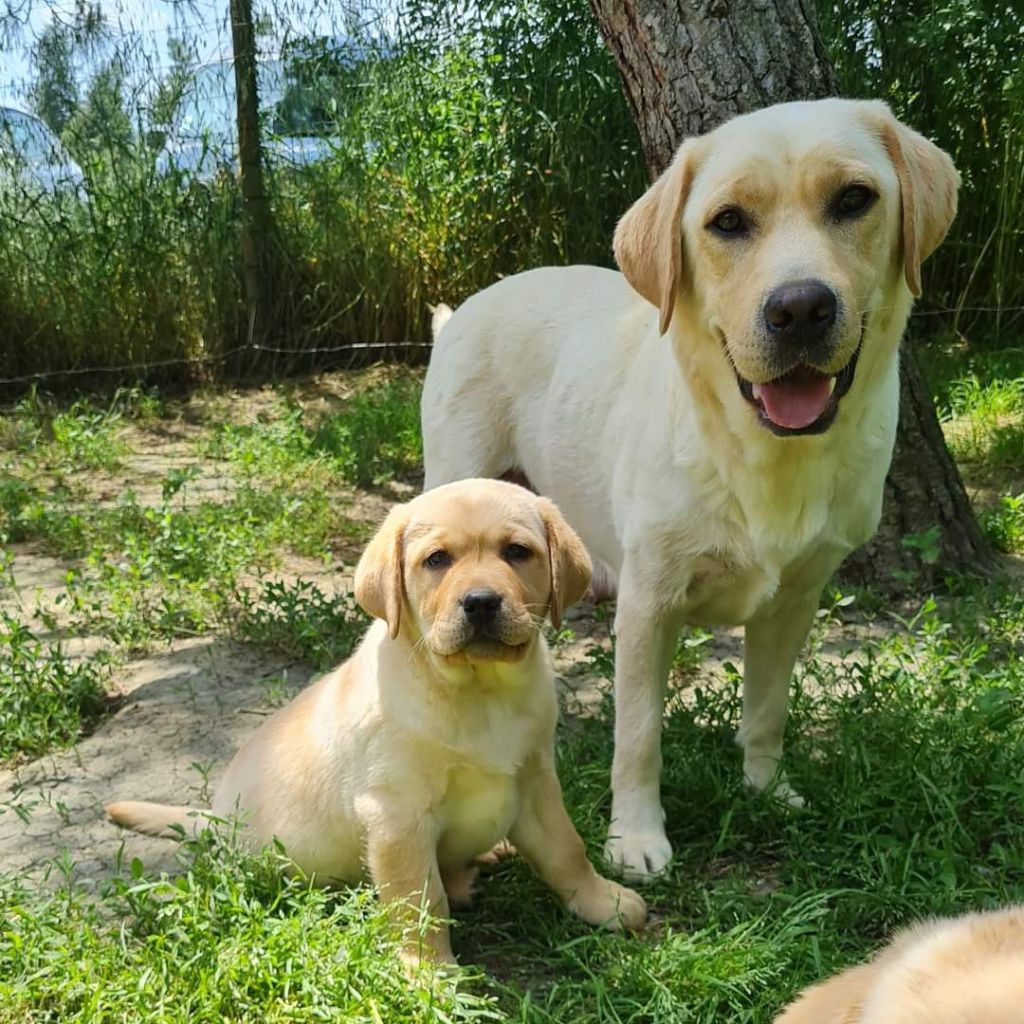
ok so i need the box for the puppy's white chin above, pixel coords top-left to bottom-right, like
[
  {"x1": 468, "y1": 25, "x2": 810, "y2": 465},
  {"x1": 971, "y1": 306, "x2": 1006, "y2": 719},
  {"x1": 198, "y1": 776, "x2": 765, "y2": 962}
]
[{"x1": 429, "y1": 636, "x2": 534, "y2": 667}]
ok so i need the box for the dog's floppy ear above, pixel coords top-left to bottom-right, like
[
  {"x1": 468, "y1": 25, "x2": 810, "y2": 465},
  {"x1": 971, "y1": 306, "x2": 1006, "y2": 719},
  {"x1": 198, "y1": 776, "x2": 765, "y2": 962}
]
[
  {"x1": 536, "y1": 497, "x2": 591, "y2": 630},
  {"x1": 873, "y1": 105, "x2": 959, "y2": 297},
  {"x1": 614, "y1": 140, "x2": 695, "y2": 336},
  {"x1": 354, "y1": 503, "x2": 410, "y2": 639}
]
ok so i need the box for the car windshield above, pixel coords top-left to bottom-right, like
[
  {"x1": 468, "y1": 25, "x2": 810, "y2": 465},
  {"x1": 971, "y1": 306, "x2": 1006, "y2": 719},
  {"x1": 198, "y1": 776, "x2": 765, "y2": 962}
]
[
  {"x1": 174, "y1": 59, "x2": 335, "y2": 141},
  {"x1": 0, "y1": 109, "x2": 64, "y2": 166},
  {"x1": 175, "y1": 60, "x2": 293, "y2": 140}
]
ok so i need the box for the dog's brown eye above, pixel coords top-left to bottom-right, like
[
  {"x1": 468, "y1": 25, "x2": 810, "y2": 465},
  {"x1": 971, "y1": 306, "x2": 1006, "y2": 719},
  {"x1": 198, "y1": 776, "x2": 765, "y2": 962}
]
[
  {"x1": 833, "y1": 185, "x2": 876, "y2": 219},
  {"x1": 708, "y1": 208, "x2": 747, "y2": 236},
  {"x1": 424, "y1": 550, "x2": 451, "y2": 569},
  {"x1": 504, "y1": 543, "x2": 531, "y2": 562}
]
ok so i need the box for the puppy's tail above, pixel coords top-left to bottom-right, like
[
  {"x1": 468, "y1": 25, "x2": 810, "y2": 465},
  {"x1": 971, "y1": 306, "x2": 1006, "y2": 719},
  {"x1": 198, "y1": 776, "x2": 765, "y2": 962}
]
[
  {"x1": 428, "y1": 302, "x2": 454, "y2": 342},
  {"x1": 106, "y1": 800, "x2": 210, "y2": 839}
]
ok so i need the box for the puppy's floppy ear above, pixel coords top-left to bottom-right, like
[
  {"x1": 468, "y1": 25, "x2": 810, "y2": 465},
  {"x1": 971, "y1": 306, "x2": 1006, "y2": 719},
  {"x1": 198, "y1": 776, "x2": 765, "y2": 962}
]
[
  {"x1": 614, "y1": 140, "x2": 695, "y2": 336},
  {"x1": 354, "y1": 503, "x2": 410, "y2": 639},
  {"x1": 872, "y1": 104, "x2": 959, "y2": 297},
  {"x1": 536, "y1": 497, "x2": 591, "y2": 630}
]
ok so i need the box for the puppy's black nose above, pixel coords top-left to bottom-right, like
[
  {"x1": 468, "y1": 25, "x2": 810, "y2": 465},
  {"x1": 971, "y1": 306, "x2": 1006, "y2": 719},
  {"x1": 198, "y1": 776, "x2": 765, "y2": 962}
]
[
  {"x1": 462, "y1": 588, "x2": 502, "y2": 624},
  {"x1": 764, "y1": 279, "x2": 837, "y2": 346}
]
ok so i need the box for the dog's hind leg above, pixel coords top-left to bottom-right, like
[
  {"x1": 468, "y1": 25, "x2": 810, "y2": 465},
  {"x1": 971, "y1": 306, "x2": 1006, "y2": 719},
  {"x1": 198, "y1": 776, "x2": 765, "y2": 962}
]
[{"x1": 421, "y1": 398, "x2": 518, "y2": 491}]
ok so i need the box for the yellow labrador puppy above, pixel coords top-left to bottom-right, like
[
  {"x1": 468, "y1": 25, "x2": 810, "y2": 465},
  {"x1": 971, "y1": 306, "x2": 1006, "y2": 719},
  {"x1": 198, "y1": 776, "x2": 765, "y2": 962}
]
[
  {"x1": 421, "y1": 99, "x2": 959, "y2": 881},
  {"x1": 775, "y1": 906, "x2": 1024, "y2": 1023},
  {"x1": 107, "y1": 479, "x2": 646, "y2": 966}
]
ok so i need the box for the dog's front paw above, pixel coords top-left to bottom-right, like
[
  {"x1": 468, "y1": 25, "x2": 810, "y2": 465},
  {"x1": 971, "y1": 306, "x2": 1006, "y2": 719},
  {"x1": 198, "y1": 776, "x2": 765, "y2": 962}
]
[
  {"x1": 767, "y1": 779, "x2": 805, "y2": 809},
  {"x1": 604, "y1": 829, "x2": 673, "y2": 883},
  {"x1": 744, "y1": 759, "x2": 806, "y2": 809},
  {"x1": 570, "y1": 876, "x2": 648, "y2": 932}
]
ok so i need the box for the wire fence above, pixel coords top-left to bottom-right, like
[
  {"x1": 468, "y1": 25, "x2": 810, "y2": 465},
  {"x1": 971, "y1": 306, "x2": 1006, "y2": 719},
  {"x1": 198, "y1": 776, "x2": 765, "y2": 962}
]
[{"x1": 1, "y1": 306, "x2": 1021, "y2": 392}]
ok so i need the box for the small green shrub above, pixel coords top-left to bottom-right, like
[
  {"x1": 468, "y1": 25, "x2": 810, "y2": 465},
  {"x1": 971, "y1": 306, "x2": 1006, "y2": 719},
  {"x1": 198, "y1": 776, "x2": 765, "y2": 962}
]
[
  {"x1": 982, "y1": 493, "x2": 1024, "y2": 552},
  {"x1": 312, "y1": 377, "x2": 423, "y2": 486},
  {"x1": 233, "y1": 579, "x2": 369, "y2": 670},
  {"x1": 0, "y1": 611, "x2": 108, "y2": 761}
]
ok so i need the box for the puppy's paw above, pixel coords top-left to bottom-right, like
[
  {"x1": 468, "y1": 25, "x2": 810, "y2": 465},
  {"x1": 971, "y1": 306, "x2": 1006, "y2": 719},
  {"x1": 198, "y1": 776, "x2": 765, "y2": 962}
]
[
  {"x1": 474, "y1": 838, "x2": 517, "y2": 868},
  {"x1": 441, "y1": 864, "x2": 479, "y2": 909},
  {"x1": 399, "y1": 943, "x2": 457, "y2": 981},
  {"x1": 604, "y1": 829, "x2": 673, "y2": 883},
  {"x1": 570, "y1": 876, "x2": 648, "y2": 932},
  {"x1": 768, "y1": 780, "x2": 805, "y2": 809}
]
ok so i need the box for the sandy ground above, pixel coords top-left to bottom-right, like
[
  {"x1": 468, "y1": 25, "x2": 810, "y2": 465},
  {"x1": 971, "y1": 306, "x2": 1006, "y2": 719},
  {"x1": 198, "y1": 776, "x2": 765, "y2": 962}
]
[{"x1": 0, "y1": 634, "x2": 308, "y2": 885}]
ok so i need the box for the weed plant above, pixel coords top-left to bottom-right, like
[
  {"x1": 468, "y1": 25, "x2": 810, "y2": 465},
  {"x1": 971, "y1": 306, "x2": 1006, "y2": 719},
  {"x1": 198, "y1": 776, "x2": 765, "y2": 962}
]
[{"x1": 0, "y1": 611, "x2": 109, "y2": 761}]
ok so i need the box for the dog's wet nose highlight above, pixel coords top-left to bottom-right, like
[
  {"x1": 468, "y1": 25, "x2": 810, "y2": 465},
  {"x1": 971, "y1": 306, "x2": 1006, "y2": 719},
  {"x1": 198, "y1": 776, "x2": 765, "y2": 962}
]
[
  {"x1": 763, "y1": 279, "x2": 837, "y2": 346},
  {"x1": 462, "y1": 588, "x2": 503, "y2": 624}
]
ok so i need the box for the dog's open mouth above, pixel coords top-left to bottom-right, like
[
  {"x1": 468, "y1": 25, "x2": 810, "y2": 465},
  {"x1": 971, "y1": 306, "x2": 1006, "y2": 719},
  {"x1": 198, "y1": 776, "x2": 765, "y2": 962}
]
[{"x1": 738, "y1": 345, "x2": 861, "y2": 436}]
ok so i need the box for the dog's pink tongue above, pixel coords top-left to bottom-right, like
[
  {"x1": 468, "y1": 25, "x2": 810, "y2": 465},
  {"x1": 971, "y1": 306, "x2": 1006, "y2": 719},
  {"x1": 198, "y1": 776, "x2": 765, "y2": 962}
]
[{"x1": 753, "y1": 375, "x2": 832, "y2": 430}]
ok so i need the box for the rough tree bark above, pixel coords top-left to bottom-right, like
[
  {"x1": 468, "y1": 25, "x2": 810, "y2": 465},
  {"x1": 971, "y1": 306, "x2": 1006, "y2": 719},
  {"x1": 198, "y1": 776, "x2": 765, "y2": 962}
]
[
  {"x1": 589, "y1": 0, "x2": 991, "y2": 588},
  {"x1": 229, "y1": 0, "x2": 273, "y2": 347}
]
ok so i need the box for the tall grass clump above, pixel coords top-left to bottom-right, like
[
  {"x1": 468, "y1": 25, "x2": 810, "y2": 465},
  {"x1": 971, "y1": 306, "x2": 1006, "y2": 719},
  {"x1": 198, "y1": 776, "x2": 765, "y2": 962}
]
[
  {"x1": 0, "y1": 0, "x2": 643, "y2": 389},
  {"x1": 0, "y1": 153, "x2": 243, "y2": 386}
]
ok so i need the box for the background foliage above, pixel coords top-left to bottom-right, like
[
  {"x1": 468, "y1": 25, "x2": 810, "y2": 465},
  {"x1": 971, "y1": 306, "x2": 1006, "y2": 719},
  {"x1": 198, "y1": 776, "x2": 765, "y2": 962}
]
[{"x1": 1, "y1": 0, "x2": 1020, "y2": 390}]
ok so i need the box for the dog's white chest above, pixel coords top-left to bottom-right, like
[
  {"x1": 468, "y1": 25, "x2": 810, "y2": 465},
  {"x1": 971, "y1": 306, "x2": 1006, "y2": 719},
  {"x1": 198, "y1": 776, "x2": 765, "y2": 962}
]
[
  {"x1": 436, "y1": 765, "x2": 518, "y2": 866},
  {"x1": 680, "y1": 555, "x2": 775, "y2": 625}
]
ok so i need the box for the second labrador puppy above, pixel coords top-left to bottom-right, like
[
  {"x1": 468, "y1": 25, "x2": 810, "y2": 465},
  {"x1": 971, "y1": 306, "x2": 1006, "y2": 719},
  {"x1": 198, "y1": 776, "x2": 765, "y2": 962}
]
[
  {"x1": 107, "y1": 479, "x2": 646, "y2": 966},
  {"x1": 775, "y1": 905, "x2": 1024, "y2": 1023}
]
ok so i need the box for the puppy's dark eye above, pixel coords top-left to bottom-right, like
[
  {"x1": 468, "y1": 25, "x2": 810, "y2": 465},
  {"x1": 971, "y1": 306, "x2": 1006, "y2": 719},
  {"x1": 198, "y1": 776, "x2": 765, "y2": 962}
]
[
  {"x1": 833, "y1": 185, "x2": 876, "y2": 220},
  {"x1": 424, "y1": 550, "x2": 451, "y2": 569},
  {"x1": 708, "y1": 208, "x2": 748, "y2": 236},
  {"x1": 504, "y1": 543, "x2": 531, "y2": 562}
]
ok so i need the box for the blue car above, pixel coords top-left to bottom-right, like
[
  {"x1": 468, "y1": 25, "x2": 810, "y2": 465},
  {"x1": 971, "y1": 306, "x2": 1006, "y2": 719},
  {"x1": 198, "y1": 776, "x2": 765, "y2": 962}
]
[
  {"x1": 0, "y1": 106, "x2": 86, "y2": 195},
  {"x1": 153, "y1": 58, "x2": 338, "y2": 181}
]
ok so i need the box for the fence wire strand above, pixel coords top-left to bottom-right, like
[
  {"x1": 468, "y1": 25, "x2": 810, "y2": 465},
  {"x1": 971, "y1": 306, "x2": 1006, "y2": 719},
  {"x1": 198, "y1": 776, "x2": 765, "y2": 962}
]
[{"x1": 1, "y1": 304, "x2": 1021, "y2": 389}]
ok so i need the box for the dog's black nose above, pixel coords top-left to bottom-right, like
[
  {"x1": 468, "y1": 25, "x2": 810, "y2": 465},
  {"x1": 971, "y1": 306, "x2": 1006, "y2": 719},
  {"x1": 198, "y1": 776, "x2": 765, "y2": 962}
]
[
  {"x1": 764, "y1": 279, "x2": 837, "y2": 346},
  {"x1": 462, "y1": 588, "x2": 502, "y2": 624}
]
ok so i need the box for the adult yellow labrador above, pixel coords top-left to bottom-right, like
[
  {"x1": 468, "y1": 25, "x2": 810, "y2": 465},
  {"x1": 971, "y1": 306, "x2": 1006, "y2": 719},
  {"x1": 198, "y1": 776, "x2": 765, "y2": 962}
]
[
  {"x1": 775, "y1": 906, "x2": 1024, "y2": 1023},
  {"x1": 421, "y1": 99, "x2": 959, "y2": 881},
  {"x1": 108, "y1": 479, "x2": 646, "y2": 967}
]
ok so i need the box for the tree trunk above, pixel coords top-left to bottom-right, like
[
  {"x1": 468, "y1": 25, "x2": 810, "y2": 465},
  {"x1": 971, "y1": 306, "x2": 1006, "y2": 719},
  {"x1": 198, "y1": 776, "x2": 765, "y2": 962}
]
[
  {"x1": 842, "y1": 347, "x2": 992, "y2": 585},
  {"x1": 229, "y1": 0, "x2": 273, "y2": 350},
  {"x1": 589, "y1": 0, "x2": 992, "y2": 588}
]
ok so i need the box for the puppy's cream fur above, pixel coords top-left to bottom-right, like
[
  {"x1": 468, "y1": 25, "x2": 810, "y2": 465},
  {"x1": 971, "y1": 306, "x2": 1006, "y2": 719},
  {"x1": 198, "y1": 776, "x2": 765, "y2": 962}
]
[
  {"x1": 775, "y1": 906, "x2": 1024, "y2": 1023},
  {"x1": 108, "y1": 479, "x2": 646, "y2": 966},
  {"x1": 421, "y1": 99, "x2": 959, "y2": 881}
]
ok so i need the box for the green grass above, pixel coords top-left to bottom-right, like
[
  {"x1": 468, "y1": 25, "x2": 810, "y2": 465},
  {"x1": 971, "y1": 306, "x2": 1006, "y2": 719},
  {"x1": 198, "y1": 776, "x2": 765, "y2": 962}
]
[
  {"x1": 310, "y1": 376, "x2": 424, "y2": 487},
  {"x1": 2, "y1": 379, "x2": 1024, "y2": 1018},
  {"x1": 1, "y1": 583, "x2": 1022, "y2": 1019},
  {"x1": 207, "y1": 375, "x2": 424, "y2": 489},
  {"x1": 0, "y1": 385, "x2": 162, "y2": 472},
  {"x1": 0, "y1": 834, "x2": 497, "y2": 1023},
  {"x1": 0, "y1": 379, "x2": 418, "y2": 650},
  {"x1": 232, "y1": 579, "x2": 369, "y2": 670},
  {"x1": 0, "y1": 611, "x2": 109, "y2": 762},
  {"x1": 924, "y1": 341, "x2": 1024, "y2": 552}
]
